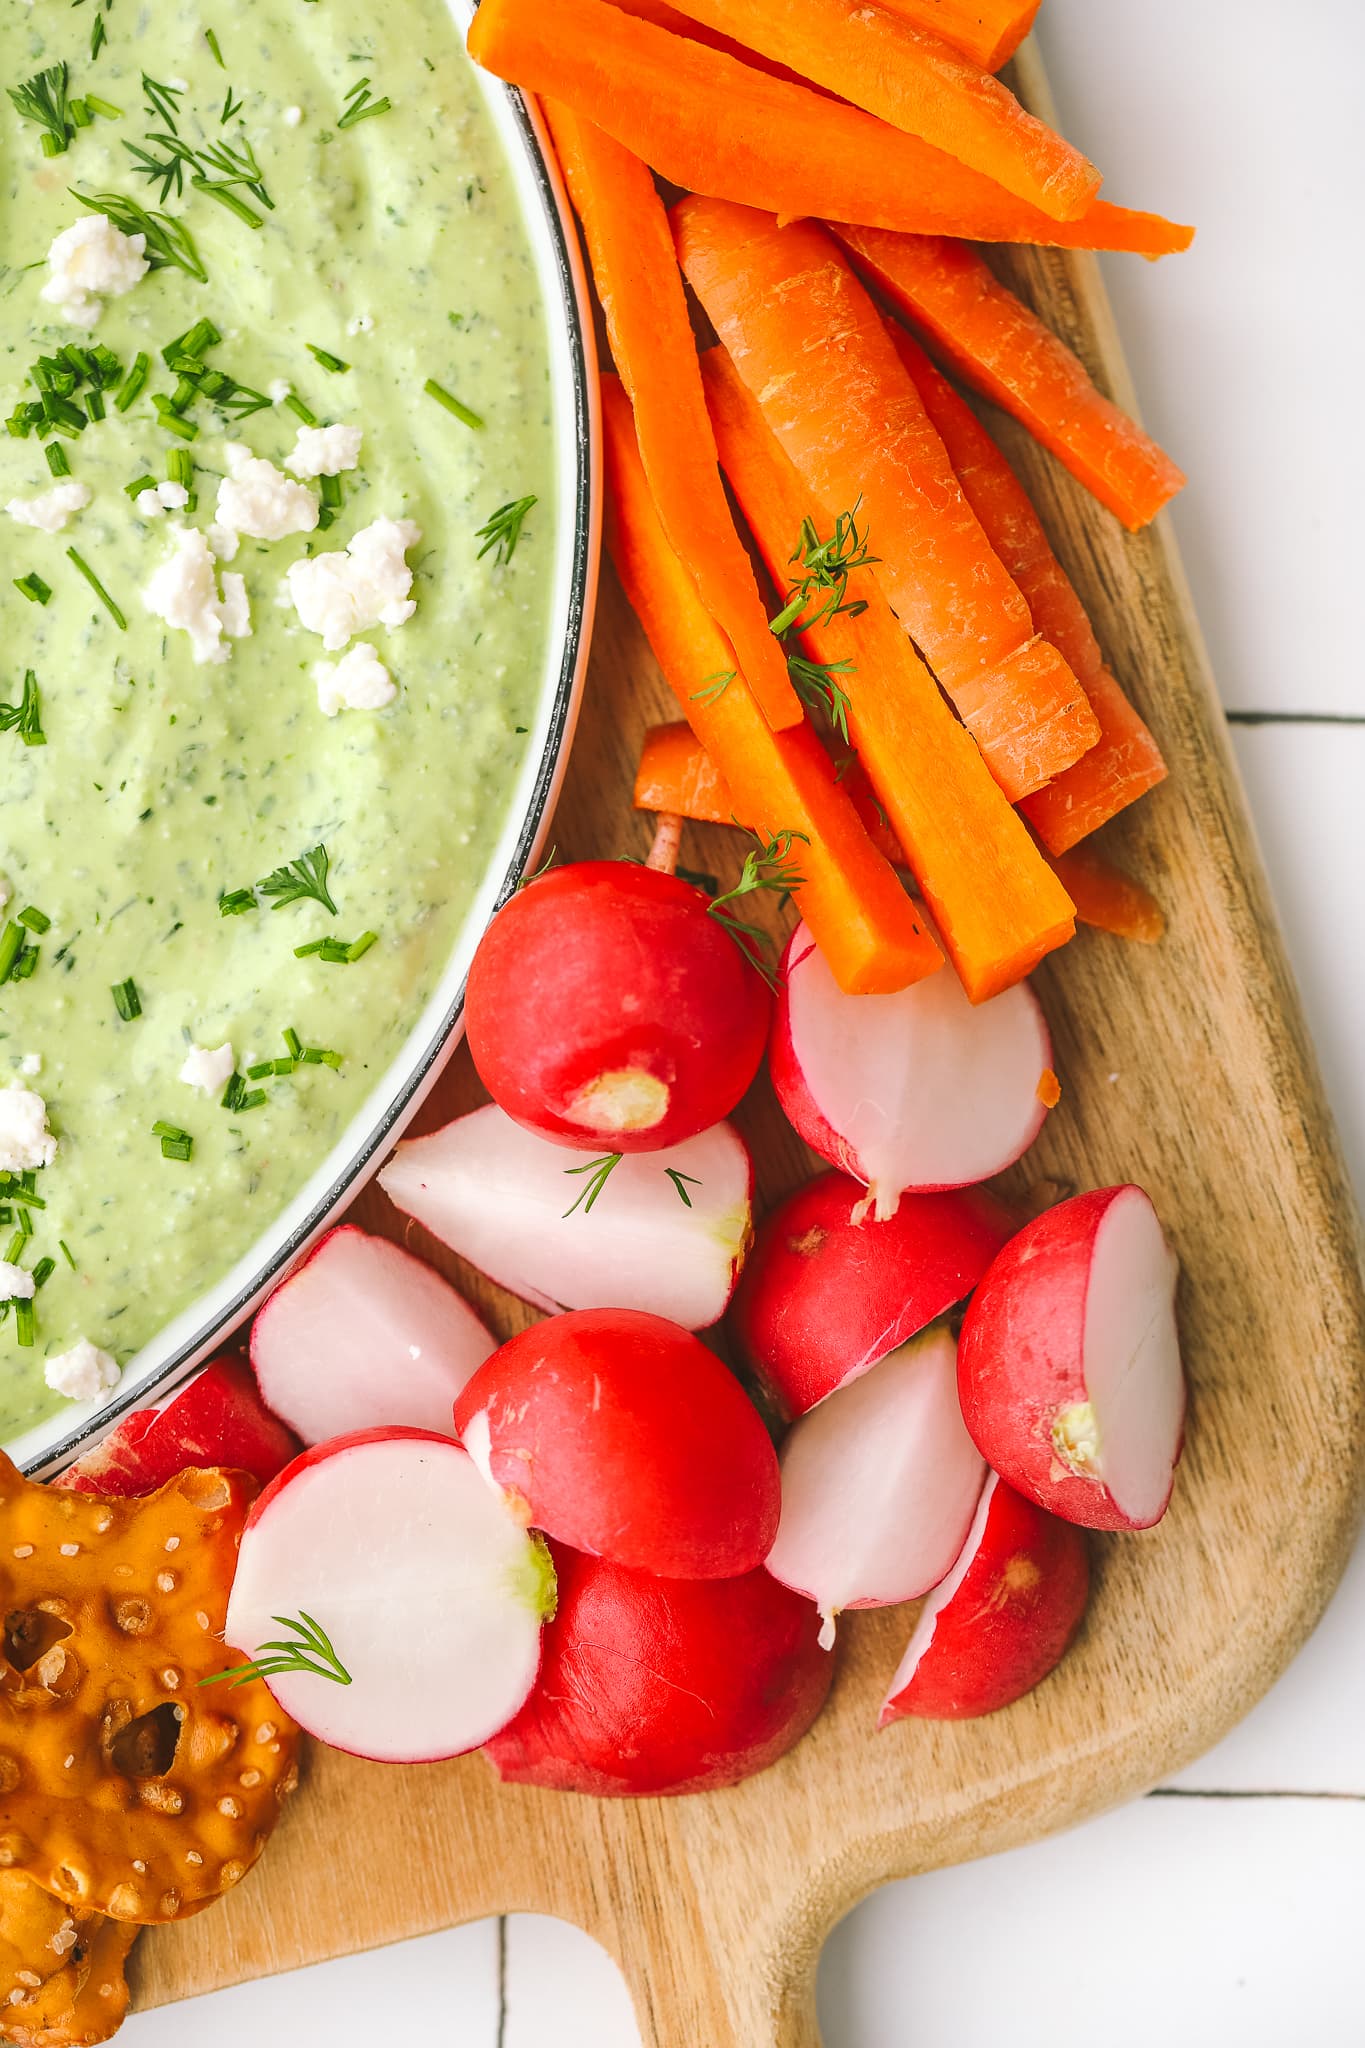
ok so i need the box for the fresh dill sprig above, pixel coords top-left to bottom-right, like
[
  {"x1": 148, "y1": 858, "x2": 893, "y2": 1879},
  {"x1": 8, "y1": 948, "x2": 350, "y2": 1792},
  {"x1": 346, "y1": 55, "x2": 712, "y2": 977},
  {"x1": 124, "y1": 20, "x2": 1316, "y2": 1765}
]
[
  {"x1": 200, "y1": 1611, "x2": 352, "y2": 1689},
  {"x1": 258, "y1": 841, "x2": 338, "y2": 916},
  {"x1": 708, "y1": 832, "x2": 809, "y2": 989},
  {"x1": 141, "y1": 73, "x2": 185, "y2": 134},
  {"x1": 220, "y1": 85, "x2": 244, "y2": 124},
  {"x1": 475, "y1": 494, "x2": 538, "y2": 566},
  {"x1": 563, "y1": 1153, "x2": 624, "y2": 1218},
  {"x1": 72, "y1": 189, "x2": 208, "y2": 281},
  {"x1": 665, "y1": 1169, "x2": 702, "y2": 1208},
  {"x1": 123, "y1": 132, "x2": 195, "y2": 204},
  {"x1": 194, "y1": 131, "x2": 273, "y2": 210},
  {"x1": 90, "y1": 12, "x2": 108, "y2": 63},
  {"x1": 787, "y1": 653, "x2": 854, "y2": 742},
  {"x1": 337, "y1": 76, "x2": 392, "y2": 130},
  {"x1": 0, "y1": 671, "x2": 46, "y2": 747},
  {"x1": 691, "y1": 668, "x2": 735, "y2": 707},
  {"x1": 9, "y1": 65, "x2": 73, "y2": 157},
  {"x1": 205, "y1": 29, "x2": 227, "y2": 69},
  {"x1": 769, "y1": 503, "x2": 878, "y2": 639}
]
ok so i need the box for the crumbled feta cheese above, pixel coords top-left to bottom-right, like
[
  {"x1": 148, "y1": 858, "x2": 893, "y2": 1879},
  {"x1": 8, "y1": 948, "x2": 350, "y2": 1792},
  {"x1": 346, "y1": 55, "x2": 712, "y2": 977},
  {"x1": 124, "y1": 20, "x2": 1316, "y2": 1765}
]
[
  {"x1": 215, "y1": 443, "x2": 319, "y2": 543},
  {"x1": 19, "y1": 1054, "x2": 41, "y2": 1078},
  {"x1": 40, "y1": 215, "x2": 149, "y2": 329},
  {"x1": 0, "y1": 1086, "x2": 57, "y2": 1171},
  {"x1": 286, "y1": 517, "x2": 422, "y2": 651},
  {"x1": 134, "y1": 480, "x2": 190, "y2": 519},
  {"x1": 179, "y1": 1042, "x2": 235, "y2": 1094},
  {"x1": 314, "y1": 642, "x2": 398, "y2": 716},
  {"x1": 143, "y1": 526, "x2": 250, "y2": 666},
  {"x1": 268, "y1": 379, "x2": 292, "y2": 405},
  {"x1": 45, "y1": 1339, "x2": 120, "y2": 1404},
  {"x1": 345, "y1": 314, "x2": 374, "y2": 337},
  {"x1": 6, "y1": 481, "x2": 91, "y2": 534},
  {"x1": 0, "y1": 1262, "x2": 35, "y2": 1302},
  {"x1": 283, "y1": 104, "x2": 304, "y2": 127},
  {"x1": 206, "y1": 522, "x2": 240, "y2": 563},
  {"x1": 285, "y1": 423, "x2": 363, "y2": 479}
]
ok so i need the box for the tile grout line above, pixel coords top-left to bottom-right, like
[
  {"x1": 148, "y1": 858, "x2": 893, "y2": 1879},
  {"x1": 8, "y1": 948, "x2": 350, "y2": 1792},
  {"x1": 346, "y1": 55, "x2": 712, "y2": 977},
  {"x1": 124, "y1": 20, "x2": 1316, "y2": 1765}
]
[{"x1": 1148, "y1": 1787, "x2": 1365, "y2": 1803}]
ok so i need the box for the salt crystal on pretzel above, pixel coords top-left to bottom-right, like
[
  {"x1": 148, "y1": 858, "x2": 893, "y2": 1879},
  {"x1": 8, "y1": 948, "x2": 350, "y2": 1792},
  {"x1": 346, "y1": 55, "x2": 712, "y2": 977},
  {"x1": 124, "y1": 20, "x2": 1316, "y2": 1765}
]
[{"x1": 0, "y1": 1870, "x2": 135, "y2": 2047}]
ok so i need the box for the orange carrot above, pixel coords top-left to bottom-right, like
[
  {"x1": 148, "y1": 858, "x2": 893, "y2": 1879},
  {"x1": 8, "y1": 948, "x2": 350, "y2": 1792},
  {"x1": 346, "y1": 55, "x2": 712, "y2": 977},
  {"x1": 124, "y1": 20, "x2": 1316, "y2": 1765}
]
[
  {"x1": 1044, "y1": 843, "x2": 1166, "y2": 944},
  {"x1": 539, "y1": 100, "x2": 800, "y2": 731},
  {"x1": 835, "y1": 225, "x2": 1186, "y2": 529},
  {"x1": 676, "y1": 203, "x2": 1098, "y2": 725},
  {"x1": 875, "y1": 0, "x2": 1041, "y2": 70},
  {"x1": 468, "y1": 0, "x2": 1194, "y2": 255},
  {"x1": 601, "y1": 374, "x2": 942, "y2": 994},
  {"x1": 604, "y1": 0, "x2": 825, "y2": 91},
  {"x1": 887, "y1": 323, "x2": 1168, "y2": 849},
  {"x1": 701, "y1": 347, "x2": 1076, "y2": 999},
  {"x1": 658, "y1": 0, "x2": 1098, "y2": 220}
]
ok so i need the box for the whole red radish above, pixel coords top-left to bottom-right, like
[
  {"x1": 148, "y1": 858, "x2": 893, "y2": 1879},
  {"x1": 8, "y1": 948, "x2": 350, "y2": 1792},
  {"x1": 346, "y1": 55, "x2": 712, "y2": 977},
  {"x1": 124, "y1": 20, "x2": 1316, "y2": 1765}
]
[
  {"x1": 464, "y1": 861, "x2": 770, "y2": 1152},
  {"x1": 770, "y1": 924, "x2": 1053, "y2": 1218},
  {"x1": 250, "y1": 1225, "x2": 495, "y2": 1444},
  {"x1": 380, "y1": 1106, "x2": 752, "y2": 1330},
  {"x1": 484, "y1": 1542, "x2": 831, "y2": 1796},
  {"x1": 958, "y1": 1186, "x2": 1184, "y2": 1532},
  {"x1": 730, "y1": 1170, "x2": 1014, "y2": 1416},
  {"x1": 55, "y1": 1356, "x2": 300, "y2": 1495},
  {"x1": 880, "y1": 1473, "x2": 1089, "y2": 1723},
  {"x1": 224, "y1": 1428, "x2": 555, "y2": 1763},
  {"x1": 765, "y1": 1325, "x2": 984, "y2": 1643},
  {"x1": 453, "y1": 1307, "x2": 779, "y2": 1579}
]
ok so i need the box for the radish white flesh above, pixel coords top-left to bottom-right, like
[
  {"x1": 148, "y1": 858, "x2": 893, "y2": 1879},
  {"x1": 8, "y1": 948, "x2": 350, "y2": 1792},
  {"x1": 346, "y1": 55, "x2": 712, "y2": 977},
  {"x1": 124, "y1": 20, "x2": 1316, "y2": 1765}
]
[
  {"x1": 772, "y1": 924, "x2": 1053, "y2": 1217},
  {"x1": 250, "y1": 1226, "x2": 496, "y2": 1444},
  {"x1": 765, "y1": 1325, "x2": 985, "y2": 1646},
  {"x1": 378, "y1": 1105, "x2": 752, "y2": 1330},
  {"x1": 224, "y1": 1429, "x2": 554, "y2": 1762}
]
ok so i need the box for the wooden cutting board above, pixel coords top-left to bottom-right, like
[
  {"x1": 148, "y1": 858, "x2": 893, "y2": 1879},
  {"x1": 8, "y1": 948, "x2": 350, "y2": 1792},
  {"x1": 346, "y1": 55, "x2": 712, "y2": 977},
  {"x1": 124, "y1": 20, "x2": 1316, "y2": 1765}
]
[{"x1": 130, "y1": 43, "x2": 1365, "y2": 2046}]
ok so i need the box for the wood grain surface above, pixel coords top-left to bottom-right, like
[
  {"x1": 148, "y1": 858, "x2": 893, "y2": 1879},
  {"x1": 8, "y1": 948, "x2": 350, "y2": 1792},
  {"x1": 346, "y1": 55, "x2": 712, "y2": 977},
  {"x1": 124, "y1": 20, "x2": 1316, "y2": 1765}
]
[{"x1": 130, "y1": 41, "x2": 1365, "y2": 2046}]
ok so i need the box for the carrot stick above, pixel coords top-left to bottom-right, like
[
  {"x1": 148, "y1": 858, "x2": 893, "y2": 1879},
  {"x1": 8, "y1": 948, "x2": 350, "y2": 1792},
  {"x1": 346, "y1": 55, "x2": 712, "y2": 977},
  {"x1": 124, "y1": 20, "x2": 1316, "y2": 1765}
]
[
  {"x1": 604, "y1": 0, "x2": 824, "y2": 91},
  {"x1": 701, "y1": 347, "x2": 1075, "y2": 998},
  {"x1": 601, "y1": 374, "x2": 942, "y2": 995},
  {"x1": 468, "y1": 0, "x2": 1194, "y2": 255},
  {"x1": 658, "y1": 0, "x2": 1098, "y2": 220},
  {"x1": 538, "y1": 100, "x2": 800, "y2": 731},
  {"x1": 887, "y1": 324, "x2": 1168, "y2": 849},
  {"x1": 875, "y1": 0, "x2": 1041, "y2": 70},
  {"x1": 835, "y1": 225, "x2": 1186, "y2": 529},
  {"x1": 635, "y1": 723, "x2": 1162, "y2": 945}
]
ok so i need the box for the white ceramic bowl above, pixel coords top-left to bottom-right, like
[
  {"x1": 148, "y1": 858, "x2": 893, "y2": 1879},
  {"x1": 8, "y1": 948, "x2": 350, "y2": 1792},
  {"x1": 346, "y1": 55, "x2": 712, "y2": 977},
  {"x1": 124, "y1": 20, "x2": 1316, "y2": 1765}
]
[{"x1": 14, "y1": 37, "x2": 599, "y2": 1477}]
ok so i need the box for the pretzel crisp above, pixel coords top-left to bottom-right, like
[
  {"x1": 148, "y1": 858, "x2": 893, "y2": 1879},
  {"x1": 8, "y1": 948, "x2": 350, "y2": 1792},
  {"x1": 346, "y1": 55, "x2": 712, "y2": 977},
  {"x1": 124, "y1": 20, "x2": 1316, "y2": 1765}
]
[
  {"x1": 0, "y1": 1452, "x2": 299, "y2": 1928},
  {"x1": 0, "y1": 1872, "x2": 134, "y2": 2047}
]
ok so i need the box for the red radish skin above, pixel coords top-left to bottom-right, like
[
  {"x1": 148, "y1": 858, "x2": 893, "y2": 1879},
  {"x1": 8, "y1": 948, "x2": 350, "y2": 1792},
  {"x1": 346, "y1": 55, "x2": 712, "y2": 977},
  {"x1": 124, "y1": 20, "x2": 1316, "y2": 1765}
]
[
  {"x1": 958, "y1": 1186, "x2": 1185, "y2": 1532},
  {"x1": 770, "y1": 924, "x2": 1053, "y2": 1218},
  {"x1": 730, "y1": 1169, "x2": 1015, "y2": 1416},
  {"x1": 379, "y1": 1107, "x2": 752, "y2": 1331},
  {"x1": 54, "y1": 1356, "x2": 300, "y2": 1495},
  {"x1": 453, "y1": 1308, "x2": 780, "y2": 1579},
  {"x1": 765, "y1": 1325, "x2": 985, "y2": 1644},
  {"x1": 250, "y1": 1225, "x2": 495, "y2": 1445},
  {"x1": 464, "y1": 861, "x2": 771, "y2": 1152},
  {"x1": 880, "y1": 1472, "x2": 1089, "y2": 1723},
  {"x1": 484, "y1": 1542, "x2": 832, "y2": 1796},
  {"x1": 224, "y1": 1428, "x2": 555, "y2": 1763}
]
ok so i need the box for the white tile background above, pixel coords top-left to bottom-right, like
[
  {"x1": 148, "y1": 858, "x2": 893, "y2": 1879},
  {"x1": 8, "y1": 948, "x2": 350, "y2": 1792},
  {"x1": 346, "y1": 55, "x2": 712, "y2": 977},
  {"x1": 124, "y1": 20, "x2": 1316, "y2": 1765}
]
[{"x1": 122, "y1": 0, "x2": 1365, "y2": 2039}]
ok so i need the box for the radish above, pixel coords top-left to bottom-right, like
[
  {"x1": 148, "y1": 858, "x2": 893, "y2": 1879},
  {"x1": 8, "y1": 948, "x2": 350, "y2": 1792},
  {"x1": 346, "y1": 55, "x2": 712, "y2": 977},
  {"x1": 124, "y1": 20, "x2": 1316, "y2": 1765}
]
[
  {"x1": 880, "y1": 1473, "x2": 1090, "y2": 1723},
  {"x1": 379, "y1": 1106, "x2": 752, "y2": 1331},
  {"x1": 54, "y1": 1356, "x2": 300, "y2": 1495},
  {"x1": 484, "y1": 1541, "x2": 832, "y2": 1796},
  {"x1": 223, "y1": 1428, "x2": 555, "y2": 1762},
  {"x1": 765, "y1": 1326, "x2": 985, "y2": 1645},
  {"x1": 957, "y1": 1186, "x2": 1185, "y2": 1532},
  {"x1": 250, "y1": 1225, "x2": 496, "y2": 1444},
  {"x1": 452, "y1": 1307, "x2": 780, "y2": 1579},
  {"x1": 769, "y1": 924, "x2": 1054, "y2": 1218},
  {"x1": 464, "y1": 861, "x2": 771, "y2": 1152},
  {"x1": 730, "y1": 1169, "x2": 1015, "y2": 1417}
]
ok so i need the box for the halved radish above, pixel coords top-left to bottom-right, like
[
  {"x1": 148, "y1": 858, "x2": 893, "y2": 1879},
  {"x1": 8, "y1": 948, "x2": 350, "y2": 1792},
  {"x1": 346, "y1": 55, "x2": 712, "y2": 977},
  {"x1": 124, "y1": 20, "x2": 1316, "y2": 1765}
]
[
  {"x1": 250, "y1": 1225, "x2": 495, "y2": 1444},
  {"x1": 765, "y1": 1325, "x2": 985, "y2": 1644},
  {"x1": 770, "y1": 924, "x2": 1054, "y2": 1218},
  {"x1": 485, "y1": 1541, "x2": 832, "y2": 1796},
  {"x1": 465, "y1": 861, "x2": 771, "y2": 1152},
  {"x1": 379, "y1": 1106, "x2": 752, "y2": 1330},
  {"x1": 880, "y1": 1473, "x2": 1090, "y2": 1723},
  {"x1": 958, "y1": 1186, "x2": 1184, "y2": 1531},
  {"x1": 453, "y1": 1307, "x2": 779, "y2": 1579},
  {"x1": 730, "y1": 1169, "x2": 1015, "y2": 1417},
  {"x1": 55, "y1": 1356, "x2": 300, "y2": 1495},
  {"x1": 223, "y1": 1428, "x2": 555, "y2": 1762}
]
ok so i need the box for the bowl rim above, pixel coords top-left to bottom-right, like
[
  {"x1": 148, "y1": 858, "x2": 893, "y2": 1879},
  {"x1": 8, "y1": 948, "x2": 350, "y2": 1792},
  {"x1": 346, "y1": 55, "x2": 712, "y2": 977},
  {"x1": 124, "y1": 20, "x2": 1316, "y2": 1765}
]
[{"x1": 15, "y1": 54, "x2": 600, "y2": 1479}]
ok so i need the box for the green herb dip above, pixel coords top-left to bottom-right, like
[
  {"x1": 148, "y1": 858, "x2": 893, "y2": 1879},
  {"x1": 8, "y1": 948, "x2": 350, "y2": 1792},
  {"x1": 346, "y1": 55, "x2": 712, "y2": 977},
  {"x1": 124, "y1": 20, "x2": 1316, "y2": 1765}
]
[{"x1": 0, "y1": 0, "x2": 556, "y2": 1437}]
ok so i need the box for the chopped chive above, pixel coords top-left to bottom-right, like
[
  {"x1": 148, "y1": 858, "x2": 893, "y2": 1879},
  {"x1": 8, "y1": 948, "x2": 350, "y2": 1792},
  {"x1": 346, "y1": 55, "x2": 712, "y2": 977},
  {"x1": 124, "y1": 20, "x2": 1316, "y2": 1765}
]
[
  {"x1": 220, "y1": 1070, "x2": 248, "y2": 1112},
  {"x1": 152, "y1": 397, "x2": 198, "y2": 441},
  {"x1": 282, "y1": 1027, "x2": 303, "y2": 1060},
  {"x1": 191, "y1": 177, "x2": 263, "y2": 229},
  {"x1": 293, "y1": 939, "x2": 325, "y2": 958},
  {"x1": 168, "y1": 375, "x2": 200, "y2": 414},
  {"x1": 0, "y1": 925, "x2": 23, "y2": 983},
  {"x1": 161, "y1": 319, "x2": 222, "y2": 368},
  {"x1": 85, "y1": 95, "x2": 122, "y2": 121},
  {"x1": 42, "y1": 391, "x2": 86, "y2": 434},
  {"x1": 85, "y1": 389, "x2": 106, "y2": 421},
  {"x1": 218, "y1": 887, "x2": 257, "y2": 917},
  {"x1": 125, "y1": 473, "x2": 159, "y2": 500},
  {"x1": 14, "y1": 1300, "x2": 34, "y2": 1348},
  {"x1": 424, "y1": 378, "x2": 483, "y2": 429},
  {"x1": 10, "y1": 947, "x2": 38, "y2": 983},
  {"x1": 111, "y1": 976, "x2": 141, "y2": 1020},
  {"x1": 346, "y1": 930, "x2": 378, "y2": 962},
  {"x1": 240, "y1": 1088, "x2": 268, "y2": 1111},
  {"x1": 115, "y1": 352, "x2": 151, "y2": 411},
  {"x1": 307, "y1": 343, "x2": 350, "y2": 374},
  {"x1": 60, "y1": 1240, "x2": 76, "y2": 1269},
  {"x1": 3, "y1": 1183, "x2": 45, "y2": 1211},
  {"x1": 318, "y1": 471, "x2": 343, "y2": 509},
  {"x1": 272, "y1": 1055, "x2": 295, "y2": 1075},
  {"x1": 300, "y1": 1046, "x2": 343, "y2": 1068},
  {"x1": 167, "y1": 447, "x2": 195, "y2": 490},
  {"x1": 31, "y1": 1257, "x2": 55, "y2": 1290},
  {"x1": 0, "y1": 1209, "x2": 12, "y2": 1227},
  {"x1": 2, "y1": 1229, "x2": 23, "y2": 1264},
  {"x1": 17, "y1": 908, "x2": 50, "y2": 935},
  {"x1": 246, "y1": 1061, "x2": 274, "y2": 1081},
  {"x1": 66, "y1": 548, "x2": 127, "y2": 629},
  {"x1": 69, "y1": 96, "x2": 93, "y2": 130},
  {"x1": 283, "y1": 392, "x2": 317, "y2": 426},
  {"x1": 13, "y1": 573, "x2": 51, "y2": 606},
  {"x1": 152, "y1": 1120, "x2": 193, "y2": 1161},
  {"x1": 14, "y1": 1205, "x2": 33, "y2": 1240},
  {"x1": 45, "y1": 441, "x2": 71, "y2": 479}
]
